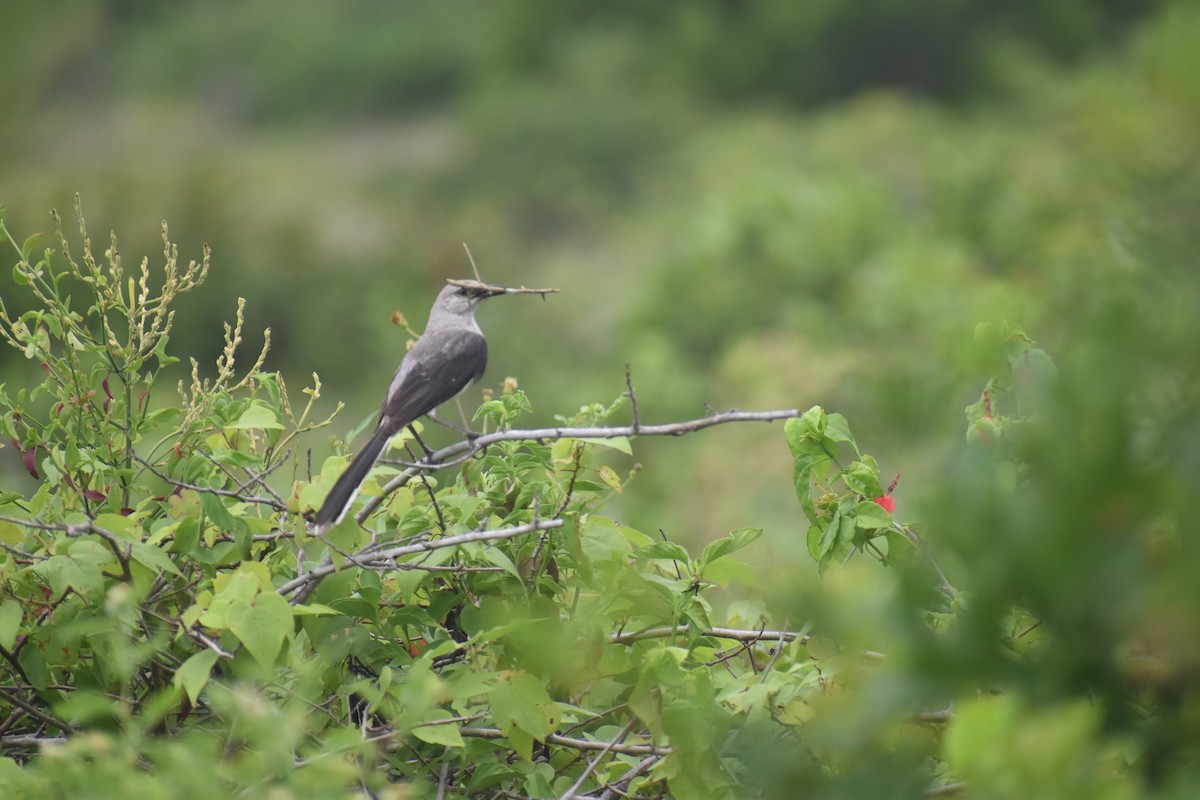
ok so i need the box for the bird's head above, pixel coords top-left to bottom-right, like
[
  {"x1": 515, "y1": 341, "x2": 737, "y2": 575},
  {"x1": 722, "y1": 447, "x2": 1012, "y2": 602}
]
[
  {"x1": 438, "y1": 279, "x2": 560, "y2": 316},
  {"x1": 436, "y1": 280, "x2": 509, "y2": 315}
]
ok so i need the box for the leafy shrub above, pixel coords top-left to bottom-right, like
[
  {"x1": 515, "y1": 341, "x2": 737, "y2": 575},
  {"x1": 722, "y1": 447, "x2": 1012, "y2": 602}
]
[
  {"x1": 0, "y1": 206, "x2": 855, "y2": 798},
  {"x1": 2, "y1": 195, "x2": 1199, "y2": 799}
]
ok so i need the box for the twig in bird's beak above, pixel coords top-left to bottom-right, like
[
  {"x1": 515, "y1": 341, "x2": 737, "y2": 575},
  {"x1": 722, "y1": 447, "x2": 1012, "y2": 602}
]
[{"x1": 447, "y1": 278, "x2": 560, "y2": 299}]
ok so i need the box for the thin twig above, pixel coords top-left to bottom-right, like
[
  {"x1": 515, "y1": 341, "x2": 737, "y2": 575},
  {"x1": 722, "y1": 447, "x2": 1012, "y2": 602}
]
[
  {"x1": 462, "y1": 243, "x2": 483, "y2": 283},
  {"x1": 924, "y1": 781, "x2": 967, "y2": 797},
  {"x1": 558, "y1": 716, "x2": 640, "y2": 800},
  {"x1": 609, "y1": 625, "x2": 803, "y2": 645},
  {"x1": 279, "y1": 519, "x2": 564, "y2": 600},
  {"x1": 459, "y1": 727, "x2": 668, "y2": 757},
  {"x1": 624, "y1": 364, "x2": 640, "y2": 434},
  {"x1": 0, "y1": 735, "x2": 68, "y2": 748},
  {"x1": 131, "y1": 452, "x2": 285, "y2": 510},
  {"x1": 597, "y1": 754, "x2": 663, "y2": 800},
  {"x1": 758, "y1": 615, "x2": 790, "y2": 684},
  {"x1": 197, "y1": 447, "x2": 288, "y2": 506},
  {"x1": 0, "y1": 687, "x2": 74, "y2": 734},
  {"x1": 0, "y1": 515, "x2": 134, "y2": 582},
  {"x1": 436, "y1": 760, "x2": 450, "y2": 800}
]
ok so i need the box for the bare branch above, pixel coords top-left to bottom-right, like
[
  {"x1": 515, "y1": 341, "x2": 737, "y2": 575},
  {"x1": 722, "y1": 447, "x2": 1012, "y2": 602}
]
[
  {"x1": 0, "y1": 514, "x2": 133, "y2": 582},
  {"x1": 558, "y1": 715, "x2": 640, "y2": 800},
  {"x1": 131, "y1": 452, "x2": 285, "y2": 510},
  {"x1": 0, "y1": 734, "x2": 68, "y2": 748},
  {"x1": 597, "y1": 754, "x2": 663, "y2": 800},
  {"x1": 279, "y1": 519, "x2": 564, "y2": 600},
  {"x1": 0, "y1": 687, "x2": 73, "y2": 734},
  {"x1": 459, "y1": 727, "x2": 668, "y2": 757},
  {"x1": 362, "y1": 408, "x2": 802, "y2": 521},
  {"x1": 609, "y1": 625, "x2": 804, "y2": 645},
  {"x1": 608, "y1": 624, "x2": 888, "y2": 662},
  {"x1": 758, "y1": 615, "x2": 791, "y2": 684},
  {"x1": 624, "y1": 364, "x2": 641, "y2": 434}
]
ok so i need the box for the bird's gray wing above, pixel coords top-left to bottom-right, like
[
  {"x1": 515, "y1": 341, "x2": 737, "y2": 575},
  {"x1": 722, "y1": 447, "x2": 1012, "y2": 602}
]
[{"x1": 378, "y1": 329, "x2": 488, "y2": 434}]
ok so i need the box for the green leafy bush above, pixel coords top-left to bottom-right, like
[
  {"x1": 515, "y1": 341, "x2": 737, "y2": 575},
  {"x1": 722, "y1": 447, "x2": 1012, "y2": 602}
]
[
  {"x1": 0, "y1": 207, "x2": 837, "y2": 798},
  {"x1": 3, "y1": 195, "x2": 1199, "y2": 799}
]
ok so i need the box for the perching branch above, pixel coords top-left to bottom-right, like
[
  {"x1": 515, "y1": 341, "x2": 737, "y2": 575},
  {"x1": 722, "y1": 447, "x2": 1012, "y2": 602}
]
[{"x1": 360, "y1": 407, "x2": 802, "y2": 522}]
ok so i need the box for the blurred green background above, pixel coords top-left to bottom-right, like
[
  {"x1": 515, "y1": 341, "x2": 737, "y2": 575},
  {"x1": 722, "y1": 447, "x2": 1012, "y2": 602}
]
[{"x1": 1, "y1": 0, "x2": 1196, "y2": 559}]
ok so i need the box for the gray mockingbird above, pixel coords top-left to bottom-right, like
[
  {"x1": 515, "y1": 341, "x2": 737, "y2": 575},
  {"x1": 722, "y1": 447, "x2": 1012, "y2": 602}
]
[{"x1": 313, "y1": 279, "x2": 555, "y2": 533}]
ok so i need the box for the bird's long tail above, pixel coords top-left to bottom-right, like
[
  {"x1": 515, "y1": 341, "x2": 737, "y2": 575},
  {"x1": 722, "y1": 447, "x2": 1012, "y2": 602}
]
[{"x1": 313, "y1": 426, "x2": 394, "y2": 533}]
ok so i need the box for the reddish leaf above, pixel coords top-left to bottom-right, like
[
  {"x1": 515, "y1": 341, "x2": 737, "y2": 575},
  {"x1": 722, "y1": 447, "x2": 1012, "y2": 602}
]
[{"x1": 20, "y1": 445, "x2": 41, "y2": 479}]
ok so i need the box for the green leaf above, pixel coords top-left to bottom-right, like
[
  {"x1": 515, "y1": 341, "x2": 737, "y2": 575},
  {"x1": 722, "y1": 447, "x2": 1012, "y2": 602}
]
[
  {"x1": 229, "y1": 401, "x2": 283, "y2": 430},
  {"x1": 700, "y1": 528, "x2": 762, "y2": 567},
  {"x1": 805, "y1": 524, "x2": 824, "y2": 562},
  {"x1": 505, "y1": 726, "x2": 534, "y2": 763},
  {"x1": 0, "y1": 517, "x2": 24, "y2": 546},
  {"x1": 701, "y1": 556, "x2": 754, "y2": 587},
  {"x1": 842, "y1": 456, "x2": 883, "y2": 498},
  {"x1": 578, "y1": 436, "x2": 632, "y2": 455},
  {"x1": 153, "y1": 333, "x2": 179, "y2": 367},
  {"x1": 792, "y1": 457, "x2": 817, "y2": 523},
  {"x1": 209, "y1": 448, "x2": 260, "y2": 469},
  {"x1": 480, "y1": 547, "x2": 522, "y2": 579},
  {"x1": 523, "y1": 764, "x2": 555, "y2": 798},
  {"x1": 227, "y1": 590, "x2": 293, "y2": 669},
  {"x1": 37, "y1": 552, "x2": 104, "y2": 597},
  {"x1": 20, "y1": 232, "x2": 43, "y2": 261},
  {"x1": 825, "y1": 413, "x2": 858, "y2": 453},
  {"x1": 17, "y1": 644, "x2": 48, "y2": 691},
  {"x1": 168, "y1": 517, "x2": 200, "y2": 554},
  {"x1": 290, "y1": 603, "x2": 341, "y2": 617},
  {"x1": 0, "y1": 601, "x2": 22, "y2": 650},
  {"x1": 94, "y1": 513, "x2": 140, "y2": 540},
  {"x1": 174, "y1": 649, "x2": 220, "y2": 704},
  {"x1": 412, "y1": 710, "x2": 465, "y2": 747},
  {"x1": 489, "y1": 671, "x2": 558, "y2": 742},
  {"x1": 784, "y1": 410, "x2": 822, "y2": 457},
  {"x1": 200, "y1": 491, "x2": 250, "y2": 537},
  {"x1": 853, "y1": 500, "x2": 893, "y2": 530},
  {"x1": 129, "y1": 541, "x2": 184, "y2": 576},
  {"x1": 596, "y1": 465, "x2": 623, "y2": 493},
  {"x1": 255, "y1": 372, "x2": 282, "y2": 408},
  {"x1": 817, "y1": 510, "x2": 842, "y2": 560},
  {"x1": 634, "y1": 541, "x2": 691, "y2": 563}
]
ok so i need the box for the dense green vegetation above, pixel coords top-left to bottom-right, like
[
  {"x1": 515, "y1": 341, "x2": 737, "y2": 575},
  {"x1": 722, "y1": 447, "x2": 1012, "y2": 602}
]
[{"x1": 1, "y1": 2, "x2": 1199, "y2": 797}]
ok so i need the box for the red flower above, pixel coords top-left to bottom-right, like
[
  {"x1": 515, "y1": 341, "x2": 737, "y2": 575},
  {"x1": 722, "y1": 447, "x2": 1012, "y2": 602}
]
[{"x1": 873, "y1": 495, "x2": 896, "y2": 514}]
